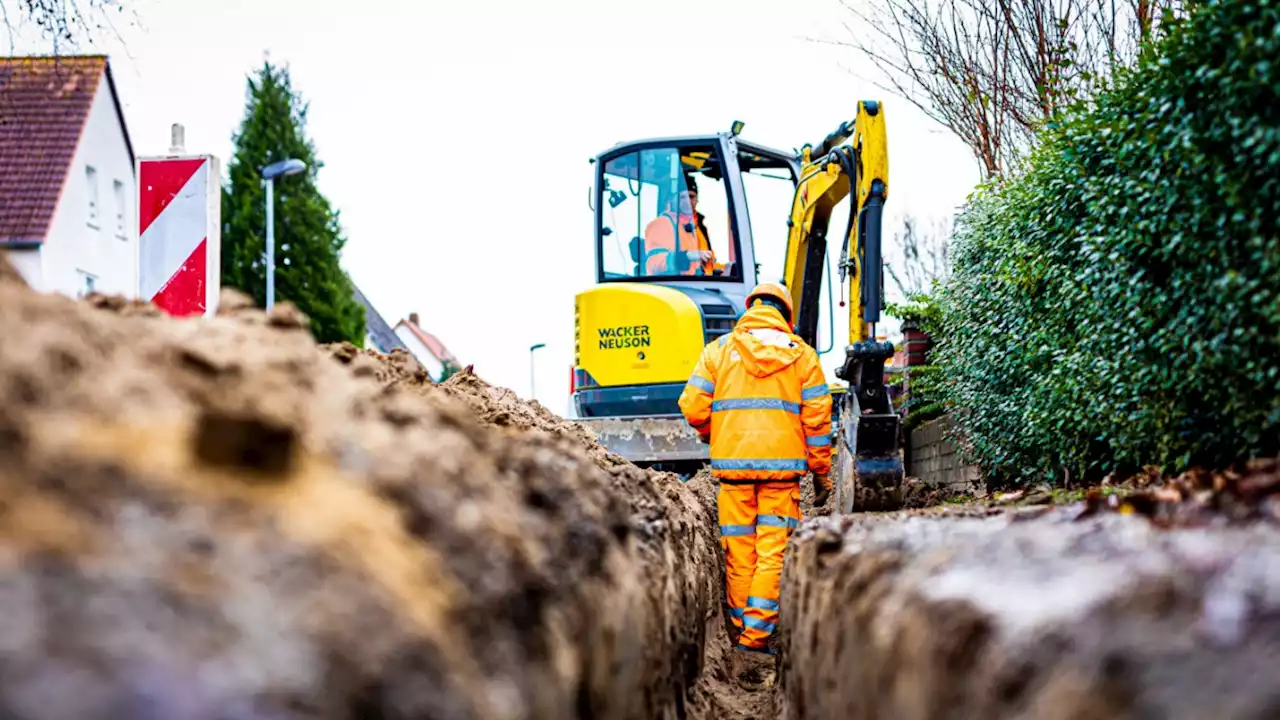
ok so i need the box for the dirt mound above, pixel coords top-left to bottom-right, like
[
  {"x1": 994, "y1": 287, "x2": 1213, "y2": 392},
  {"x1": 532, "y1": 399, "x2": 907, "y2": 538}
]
[
  {"x1": 434, "y1": 370, "x2": 601, "y2": 456},
  {"x1": 833, "y1": 476, "x2": 942, "y2": 513},
  {"x1": 777, "y1": 507, "x2": 1280, "y2": 719},
  {"x1": 1075, "y1": 459, "x2": 1280, "y2": 527},
  {"x1": 324, "y1": 341, "x2": 433, "y2": 390},
  {"x1": 0, "y1": 259, "x2": 718, "y2": 719},
  {"x1": 432, "y1": 370, "x2": 720, "y2": 715},
  {"x1": 818, "y1": 450, "x2": 945, "y2": 514},
  {"x1": 79, "y1": 292, "x2": 169, "y2": 318}
]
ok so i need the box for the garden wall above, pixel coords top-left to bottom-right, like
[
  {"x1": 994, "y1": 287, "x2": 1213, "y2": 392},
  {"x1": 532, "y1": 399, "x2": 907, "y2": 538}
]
[{"x1": 908, "y1": 415, "x2": 982, "y2": 493}]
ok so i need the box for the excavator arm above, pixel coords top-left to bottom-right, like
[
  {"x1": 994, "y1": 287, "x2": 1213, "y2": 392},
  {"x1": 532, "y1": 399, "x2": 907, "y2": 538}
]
[{"x1": 779, "y1": 100, "x2": 904, "y2": 511}]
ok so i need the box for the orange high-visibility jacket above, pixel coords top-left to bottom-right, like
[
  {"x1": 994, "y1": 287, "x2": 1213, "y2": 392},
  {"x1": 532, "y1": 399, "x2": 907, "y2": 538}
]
[
  {"x1": 678, "y1": 304, "x2": 833, "y2": 481},
  {"x1": 643, "y1": 212, "x2": 719, "y2": 275}
]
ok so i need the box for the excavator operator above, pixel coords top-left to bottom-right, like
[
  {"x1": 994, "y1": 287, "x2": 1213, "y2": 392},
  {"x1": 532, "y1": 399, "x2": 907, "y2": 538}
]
[
  {"x1": 677, "y1": 281, "x2": 834, "y2": 687},
  {"x1": 642, "y1": 176, "x2": 721, "y2": 276}
]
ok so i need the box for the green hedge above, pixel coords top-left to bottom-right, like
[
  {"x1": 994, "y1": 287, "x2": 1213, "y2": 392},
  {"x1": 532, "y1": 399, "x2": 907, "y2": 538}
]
[
  {"x1": 887, "y1": 294, "x2": 946, "y2": 431},
  {"x1": 934, "y1": 0, "x2": 1280, "y2": 484}
]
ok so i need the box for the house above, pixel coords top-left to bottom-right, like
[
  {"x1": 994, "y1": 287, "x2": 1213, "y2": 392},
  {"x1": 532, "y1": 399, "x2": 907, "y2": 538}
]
[
  {"x1": 349, "y1": 280, "x2": 409, "y2": 354},
  {"x1": 0, "y1": 55, "x2": 137, "y2": 298},
  {"x1": 394, "y1": 312, "x2": 459, "y2": 382}
]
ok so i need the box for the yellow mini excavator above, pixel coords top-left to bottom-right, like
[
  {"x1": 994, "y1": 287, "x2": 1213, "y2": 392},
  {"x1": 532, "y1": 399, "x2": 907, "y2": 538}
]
[{"x1": 572, "y1": 103, "x2": 902, "y2": 510}]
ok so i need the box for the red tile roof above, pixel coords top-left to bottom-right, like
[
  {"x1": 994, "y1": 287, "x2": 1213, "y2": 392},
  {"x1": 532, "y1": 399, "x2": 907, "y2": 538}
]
[
  {"x1": 396, "y1": 319, "x2": 459, "y2": 365},
  {"x1": 0, "y1": 55, "x2": 134, "y2": 246}
]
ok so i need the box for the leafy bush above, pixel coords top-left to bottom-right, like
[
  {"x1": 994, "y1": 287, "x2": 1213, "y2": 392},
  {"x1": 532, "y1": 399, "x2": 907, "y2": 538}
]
[
  {"x1": 438, "y1": 358, "x2": 463, "y2": 382},
  {"x1": 887, "y1": 292, "x2": 947, "y2": 431},
  {"x1": 900, "y1": 364, "x2": 947, "y2": 431},
  {"x1": 935, "y1": 0, "x2": 1280, "y2": 484},
  {"x1": 888, "y1": 290, "x2": 943, "y2": 336}
]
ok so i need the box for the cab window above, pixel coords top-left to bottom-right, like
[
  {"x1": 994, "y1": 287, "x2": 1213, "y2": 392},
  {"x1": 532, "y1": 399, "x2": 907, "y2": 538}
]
[
  {"x1": 737, "y1": 157, "x2": 796, "y2": 286},
  {"x1": 598, "y1": 144, "x2": 741, "y2": 282}
]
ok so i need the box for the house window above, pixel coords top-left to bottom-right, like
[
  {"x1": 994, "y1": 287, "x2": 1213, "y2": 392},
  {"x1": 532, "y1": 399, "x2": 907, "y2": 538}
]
[
  {"x1": 113, "y1": 180, "x2": 126, "y2": 237},
  {"x1": 76, "y1": 269, "x2": 97, "y2": 298},
  {"x1": 85, "y1": 166, "x2": 99, "y2": 226}
]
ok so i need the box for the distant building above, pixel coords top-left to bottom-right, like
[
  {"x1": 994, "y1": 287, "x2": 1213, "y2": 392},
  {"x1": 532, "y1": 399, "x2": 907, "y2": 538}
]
[
  {"x1": 349, "y1": 280, "x2": 408, "y2": 354},
  {"x1": 394, "y1": 312, "x2": 459, "y2": 382},
  {"x1": 0, "y1": 55, "x2": 138, "y2": 298}
]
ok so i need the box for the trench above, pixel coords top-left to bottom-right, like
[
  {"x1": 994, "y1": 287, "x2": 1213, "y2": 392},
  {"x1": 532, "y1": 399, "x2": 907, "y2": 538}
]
[{"x1": 4, "y1": 253, "x2": 1280, "y2": 720}]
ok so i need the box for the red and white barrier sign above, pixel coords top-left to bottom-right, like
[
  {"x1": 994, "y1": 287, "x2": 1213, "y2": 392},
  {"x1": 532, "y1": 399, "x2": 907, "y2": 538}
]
[{"x1": 137, "y1": 154, "x2": 221, "y2": 316}]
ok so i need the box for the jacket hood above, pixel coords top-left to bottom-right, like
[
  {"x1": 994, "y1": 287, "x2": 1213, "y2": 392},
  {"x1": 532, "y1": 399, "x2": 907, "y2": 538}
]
[{"x1": 729, "y1": 305, "x2": 805, "y2": 377}]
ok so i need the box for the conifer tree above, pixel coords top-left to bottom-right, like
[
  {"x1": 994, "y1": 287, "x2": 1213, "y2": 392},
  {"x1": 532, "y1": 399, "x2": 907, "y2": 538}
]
[{"x1": 220, "y1": 59, "x2": 365, "y2": 345}]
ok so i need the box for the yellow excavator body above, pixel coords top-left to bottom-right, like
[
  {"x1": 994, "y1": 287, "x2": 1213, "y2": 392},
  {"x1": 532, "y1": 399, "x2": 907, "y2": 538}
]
[
  {"x1": 575, "y1": 284, "x2": 704, "y2": 388},
  {"x1": 572, "y1": 105, "x2": 903, "y2": 506}
]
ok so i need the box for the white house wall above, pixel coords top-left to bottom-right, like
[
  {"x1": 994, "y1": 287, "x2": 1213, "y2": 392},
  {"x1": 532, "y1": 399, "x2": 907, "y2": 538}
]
[
  {"x1": 394, "y1": 326, "x2": 445, "y2": 381},
  {"x1": 5, "y1": 248, "x2": 43, "y2": 289},
  {"x1": 39, "y1": 72, "x2": 137, "y2": 299}
]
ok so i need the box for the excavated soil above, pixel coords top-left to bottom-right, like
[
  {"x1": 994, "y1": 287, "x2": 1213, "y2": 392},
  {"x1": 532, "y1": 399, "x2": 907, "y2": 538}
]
[
  {"x1": 0, "y1": 258, "x2": 719, "y2": 719},
  {"x1": 776, "y1": 497, "x2": 1280, "y2": 719},
  {"x1": 688, "y1": 457, "x2": 1280, "y2": 720},
  {"x1": 12, "y1": 250, "x2": 1279, "y2": 720},
  {"x1": 428, "y1": 362, "x2": 722, "y2": 718}
]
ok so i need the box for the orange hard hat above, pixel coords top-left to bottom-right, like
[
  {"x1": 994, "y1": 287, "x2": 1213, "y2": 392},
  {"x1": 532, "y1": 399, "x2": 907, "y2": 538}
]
[{"x1": 745, "y1": 281, "x2": 794, "y2": 324}]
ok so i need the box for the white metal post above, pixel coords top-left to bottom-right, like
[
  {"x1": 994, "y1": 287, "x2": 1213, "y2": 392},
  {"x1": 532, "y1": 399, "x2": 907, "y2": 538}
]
[
  {"x1": 530, "y1": 342, "x2": 546, "y2": 400},
  {"x1": 265, "y1": 177, "x2": 275, "y2": 312}
]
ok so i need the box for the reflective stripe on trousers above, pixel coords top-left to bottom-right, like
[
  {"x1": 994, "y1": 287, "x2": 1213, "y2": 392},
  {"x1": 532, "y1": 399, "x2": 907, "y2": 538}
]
[{"x1": 718, "y1": 481, "x2": 801, "y2": 650}]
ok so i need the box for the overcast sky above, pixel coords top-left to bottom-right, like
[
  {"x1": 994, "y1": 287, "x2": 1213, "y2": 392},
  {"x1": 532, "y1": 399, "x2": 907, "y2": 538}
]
[{"x1": 9, "y1": 0, "x2": 980, "y2": 412}]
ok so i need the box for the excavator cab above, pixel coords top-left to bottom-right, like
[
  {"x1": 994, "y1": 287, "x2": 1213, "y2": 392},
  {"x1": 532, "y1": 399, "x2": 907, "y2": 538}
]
[
  {"x1": 606, "y1": 149, "x2": 737, "y2": 279},
  {"x1": 574, "y1": 128, "x2": 799, "y2": 473}
]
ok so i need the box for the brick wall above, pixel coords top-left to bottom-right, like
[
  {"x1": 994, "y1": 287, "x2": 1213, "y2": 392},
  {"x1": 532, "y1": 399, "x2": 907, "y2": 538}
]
[{"x1": 908, "y1": 415, "x2": 983, "y2": 493}]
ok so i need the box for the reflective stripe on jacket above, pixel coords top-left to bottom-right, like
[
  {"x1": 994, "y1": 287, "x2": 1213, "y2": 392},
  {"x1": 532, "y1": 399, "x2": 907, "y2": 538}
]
[{"x1": 678, "y1": 304, "x2": 833, "y2": 481}]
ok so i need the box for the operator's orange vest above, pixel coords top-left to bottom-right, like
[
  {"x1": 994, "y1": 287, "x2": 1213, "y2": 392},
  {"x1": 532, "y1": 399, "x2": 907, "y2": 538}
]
[{"x1": 643, "y1": 212, "x2": 715, "y2": 275}]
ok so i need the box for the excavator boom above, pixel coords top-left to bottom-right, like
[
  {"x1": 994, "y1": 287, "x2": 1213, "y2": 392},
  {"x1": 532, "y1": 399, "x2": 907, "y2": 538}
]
[{"x1": 779, "y1": 101, "x2": 904, "y2": 510}]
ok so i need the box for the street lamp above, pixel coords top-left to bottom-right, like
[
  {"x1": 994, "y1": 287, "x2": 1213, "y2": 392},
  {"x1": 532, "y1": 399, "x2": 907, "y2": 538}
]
[
  {"x1": 530, "y1": 342, "x2": 546, "y2": 400},
  {"x1": 261, "y1": 158, "x2": 307, "y2": 311}
]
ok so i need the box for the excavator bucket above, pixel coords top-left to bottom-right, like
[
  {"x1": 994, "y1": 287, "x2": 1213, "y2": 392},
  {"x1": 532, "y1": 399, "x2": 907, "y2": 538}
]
[
  {"x1": 832, "y1": 409, "x2": 906, "y2": 513},
  {"x1": 832, "y1": 342, "x2": 906, "y2": 513},
  {"x1": 577, "y1": 415, "x2": 709, "y2": 465}
]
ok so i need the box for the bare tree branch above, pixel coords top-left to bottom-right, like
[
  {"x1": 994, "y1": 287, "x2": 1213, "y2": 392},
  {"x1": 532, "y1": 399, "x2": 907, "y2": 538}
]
[
  {"x1": 2, "y1": 0, "x2": 136, "y2": 54},
  {"x1": 817, "y1": 0, "x2": 1193, "y2": 178},
  {"x1": 886, "y1": 213, "x2": 954, "y2": 298}
]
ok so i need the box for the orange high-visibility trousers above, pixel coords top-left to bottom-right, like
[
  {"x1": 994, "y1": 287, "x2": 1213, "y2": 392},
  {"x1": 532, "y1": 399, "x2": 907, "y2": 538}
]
[{"x1": 718, "y1": 480, "x2": 801, "y2": 652}]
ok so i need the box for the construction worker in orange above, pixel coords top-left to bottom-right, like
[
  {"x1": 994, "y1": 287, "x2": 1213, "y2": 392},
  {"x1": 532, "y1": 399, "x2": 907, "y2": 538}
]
[
  {"x1": 642, "y1": 176, "x2": 720, "y2": 276},
  {"x1": 677, "y1": 281, "x2": 833, "y2": 687}
]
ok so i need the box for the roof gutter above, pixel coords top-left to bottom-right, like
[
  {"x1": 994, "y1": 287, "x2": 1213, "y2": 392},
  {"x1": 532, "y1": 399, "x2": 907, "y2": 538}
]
[{"x1": 102, "y1": 58, "x2": 136, "y2": 172}]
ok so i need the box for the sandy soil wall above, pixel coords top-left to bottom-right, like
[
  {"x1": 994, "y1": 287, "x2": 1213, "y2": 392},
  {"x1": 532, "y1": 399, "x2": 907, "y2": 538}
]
[
  {"x1": 777, "y1": 502, "x2": 1280, "y2": 719},
  {"x1": 0, "y1": 258, "x2": 719, "y2": 720}
]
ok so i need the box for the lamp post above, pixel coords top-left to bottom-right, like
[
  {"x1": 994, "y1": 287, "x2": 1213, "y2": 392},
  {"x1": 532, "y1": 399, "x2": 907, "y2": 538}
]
[
  {"x1": 530, "y1": 342, "x2": 546, "y2": 400},
  {"x1": 261, "y1": 158, "x2": 307, "y2": 311}
]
